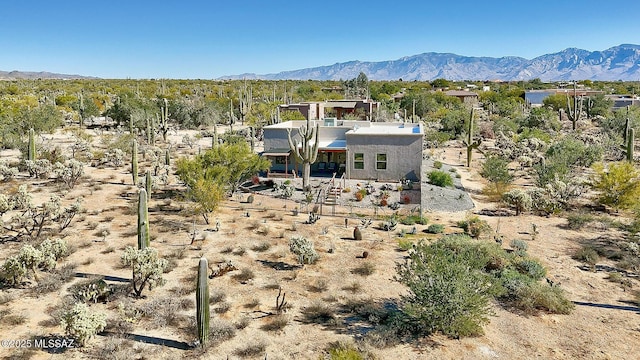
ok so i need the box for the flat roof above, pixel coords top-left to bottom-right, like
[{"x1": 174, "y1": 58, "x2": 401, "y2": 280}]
[{"x1": 347, "y1": 124, "x2": 423, "y2": 135}]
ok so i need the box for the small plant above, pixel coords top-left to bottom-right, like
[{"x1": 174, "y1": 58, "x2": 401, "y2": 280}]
[
  {"x1": 260, "y1": 314, "x2": 289, "y2": 332},
  {"x1": 289, "y1": 235, "x2": 319, "y2": 265},
  {"x1": 397, "y1": 238, "x2": 414, "y2": 251},
  {"x1": 251, "y1": 242, "x2": 271, "y2": 252},
  {"x1": 457, "y1": 215, "x2": 491, "y2": 238},
  {"x1": 428, "y1": 170, "x2": 453, "y2": 187},
  {"x1": 234, "y1": 341, "x2": 267, "y2": 358},
  {"x1": 510, "y1": 239, "x2": 529, "y2": 253},
  {"x1": 352, "y1": 262, "x2": 376, "y2": 276},
  {"x1": 426, "y1": 223, "x2": 445, "y2": 234},
  {"x1": 433, "y1": 160, "x2": 443, "y2": 169},
  {"x1": 233, "y1": 268, "x2": 255, "y2": 282},
  {"x1": 574, "y1": 246, "x2": 599, "y2": 268},
  {"x1": 61, "y1": 303, "x2": 107, "y2": 346},
  {"x1": 301, "y1": 301, "x2": 337, "y2": 325}
]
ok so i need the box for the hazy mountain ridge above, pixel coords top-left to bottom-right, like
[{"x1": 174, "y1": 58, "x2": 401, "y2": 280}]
[
  {"x1": 0, "y1": 70, "x2": 96, "y2": 80},
  {"x1": 222, "y1": 44, "x2": 640, "y2": 81}
]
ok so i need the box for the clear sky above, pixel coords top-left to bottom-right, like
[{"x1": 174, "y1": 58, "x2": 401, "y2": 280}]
[{"x1": 1, "y1": 0, "x2": 638, "y2": 79}]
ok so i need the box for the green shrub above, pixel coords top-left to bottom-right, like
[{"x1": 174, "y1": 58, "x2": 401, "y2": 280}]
[
  {"x1": 574, "y1": 246, "x2": 599, "y2": 266},
  {"x1": 566, "y1": 212, "x2": 596, "y2": 230},
  {"x1": 515, "y1": 258, "x2": 546, "y2": 280},
  {"x1": 428, "y1": 170, "x2": 453, "y2": 187},
  {"x1": 457, "y1": 215, "x2": 491, "y2": 238},
  {"x1": 326, "y1": 341, "x2": 371, "y2": 360},
  {"x1": 400, "y1": 215, "x2": 428, "y2": 225},
  {"x1": 396, "y1": 237, "x2": 494, "y2": 338},
  {"x1": 510, "y1": 239, "x2": 528, "y2": 253},
  {"x1": 426, "y1": 224, "x2": 445, "y2": 234},
  {"x1": 397, "y1": 239, "x2": 414, "y2": 251},
  {"x1": 512, "y1": 282, "x2": 575, "y2": 315},
  {"x1": 433, "y1": 160, "x2": 443, "y2": 169}
]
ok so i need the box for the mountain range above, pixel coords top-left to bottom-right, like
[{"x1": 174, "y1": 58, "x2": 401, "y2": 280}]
[
  {"x1": 221, "y1": 44, "x2": 640, "y2": 82},
  {"x1": 0, "y1": 70, "x2": 95, "y2": 80}
]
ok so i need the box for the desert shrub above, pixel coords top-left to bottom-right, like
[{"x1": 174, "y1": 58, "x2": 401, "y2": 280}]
[
  {"x1": 352, "y1": 262, "x2": 376, "y2": 277},
  {"x1": 308, "y1": 279, "x2": 329, "y2": 293},
  {"x1": 301, "y1": 301, "x2": 337, "y2": 324},
  {"x1": 232, "y1": 268, "x2": 255, "y2": 282},
  {"x1": 260, "y1": 314, "x2": 289, "y2": 331},
  {"x1": 289, "y1": 235, "x2": 319, "y2": 265},
  {"x1": 208, "y1": 319, "x2": 236, "y2": 346},
  {"x1": 433, "y1": 160, "x2": 443, "y2": 169},
  {"x1": 510, "y1": 239, "x2": 529, "y2": 253},
  {"x1": 397, "y1": 238, "x2": 414, "y2": 251},
  {"x1": 210, "y1": 290, "x2": 226, "y2": 304},
  {"x1": 480, "y1": 155, "x2": 513, "y2": 194},
  {"x1": 590, "y1": 161, "x2": 640, "y2": 210},
  {"x1": 396, "y1": 237, "x2": 494, "y2": 338},
  {"x1": 426, "y1": 223, "x2": 444, "y2": 234},
  {"x1": 234, "y1": 341, "x2": 267, "y2": 358},
  {"x1": 400, "y1": 215, "x2": 428, "y2": 225},
  {"x1": 60, "y1": 303, "x2": 107, "y2": 346},
  {"x1": 251, "y1": 242, "x2": 271, "y2": 252},
  {"x1": 457, "y1": 215, "x2": 491, "y2": 238},
  {"x1": 566, "y1": 212, "x2": 596, "y2": 230},
  {"x1": 514, "y1": 258, "x2": 546, "y2": 280},
  {"x1": 502, "y1": 189, "x2": 532, "y2": 215},
  {"x1": 427, "y1": 170, "x2": 453, "y2": 187},
  {"x1": 512, "y1": 282, "x2": 575, "y2": 315},
  {"x1": 70, "y1": 277, "x2": 112, "y2": 303},
  {"x1": 326, "y1": 341, "x2": 373, "y2": 360},
  {"x1": 574, "y1": 246, "x2": 600, "y2": 266}
]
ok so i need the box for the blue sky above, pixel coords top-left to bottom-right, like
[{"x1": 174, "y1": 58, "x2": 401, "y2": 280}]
[{"x1": 1, "y1": 0, "x2": 638, "y2": 79}]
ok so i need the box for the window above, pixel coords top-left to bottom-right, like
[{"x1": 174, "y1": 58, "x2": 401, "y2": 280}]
[
  {"x1": 354, "y1": 153, "x2": 364, "y2": 169},
  {"x1": 275, "y1": 156, "x2": 287, "y2": 165},
  {"x1": 376, "y1": 153, "x2": 387, "y2": 170}
]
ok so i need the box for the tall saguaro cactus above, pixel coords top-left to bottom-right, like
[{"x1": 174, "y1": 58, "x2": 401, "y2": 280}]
[
  {"x1": 287, "y1": 118, "x2": 319, "y2": 191},
  {"x1": 196, "y1": 257, "x2": 210, "y2": 346},
  {"x1": 138, "y1": 188, "x2": 150, "y2": 249},
  {"x1": 462, "y1": 108, "x2": 481, "y2": 167},
  {"x1": 28, "y1": 128, "x2": 36, "y2": 161},
  {"x1": 131, "y1": 140, "x2": 138, "y2": 185},
  {"x1": 78, "y1": 92, "x2": 85, "y2": 128},
  {"x1": 145, "y1": 170, "x2": 152, "y2": 200},
  {"x1": 239, "y1": 81, "x2": 252, "y2": 126},
  {"x1": 625, "y1": 128, "x2": 635, "y2": 162},
  {"x1": 159, "y1": 98, "x2": 169, "y2": 142},
  {"x1": 566, "y1": 82, "x2": 583, "y2": 131}
]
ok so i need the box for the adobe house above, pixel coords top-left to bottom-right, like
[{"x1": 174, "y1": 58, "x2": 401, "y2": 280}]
[
  {"x1": 444, "y1": 90, "x2": 479, "y2": 105},
  {"x1": 278, "y1": 99, "x2": 380, "y2": 121},
  {"x1": 262, "y1": 119, "x2": 423, "y2": 182}
]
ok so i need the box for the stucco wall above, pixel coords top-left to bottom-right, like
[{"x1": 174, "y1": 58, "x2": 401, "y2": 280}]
[{"x1": 346, "y1": 134, "x2": 423, "y2": 181}]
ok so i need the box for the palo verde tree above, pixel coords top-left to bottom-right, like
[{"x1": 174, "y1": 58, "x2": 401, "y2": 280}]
[{"x1": 176, "y1": 141, "x2": 270, "y2": 196}]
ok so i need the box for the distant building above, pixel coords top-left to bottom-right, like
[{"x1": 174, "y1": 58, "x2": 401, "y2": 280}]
[
  {"x1": 605, "y1": 95, "x2": 640, "y2": 109},
  {"x1": 278, "y1": 99, "x2": 380, "y2": 121},
  {"x1": 444, "y1": 90, "x2": 479, "y2": 104},
  {"x1": 262, "y1": 119, "x2": 423, "y2": 182},
  {"x1": 525, "y1": 89, "x2": 605, "y2": 107}
]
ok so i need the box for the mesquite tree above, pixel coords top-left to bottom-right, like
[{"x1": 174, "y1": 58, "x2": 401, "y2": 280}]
[{"x1": 287, "y1": 118, "x2": 319, "y2": 191}]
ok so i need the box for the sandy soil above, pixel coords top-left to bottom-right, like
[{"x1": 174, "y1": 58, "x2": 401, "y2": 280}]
[{"x1": 0, "y1": 129, "x2": 638, "y2": 360}]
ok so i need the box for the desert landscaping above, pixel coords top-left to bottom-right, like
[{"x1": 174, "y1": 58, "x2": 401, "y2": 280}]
[{"x1": 1, "y1": 79, "x2": 640, "y2": 360}]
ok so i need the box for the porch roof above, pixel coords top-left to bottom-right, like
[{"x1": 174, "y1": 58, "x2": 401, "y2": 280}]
[
  {"x1": 261, "y1": 148, "x2": 291, "y2": 156},
  {"x1": 318, "y1": 139, "x2": 346, "y2": 150}
]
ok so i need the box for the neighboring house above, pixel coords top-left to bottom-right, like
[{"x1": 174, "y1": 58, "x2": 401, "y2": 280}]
[
  {"x1": 262, "y1": 119, "x2": 423, "y2": 182},
  {"x1": 605, "y1": 95, "x2": 640, "y2": 109},
  {"x1": 524, "y1": 89, "x2": 605, "y2": 107},
  {"x1": 444, "y1": 90, "x2": 479, "y2": 104},
  {"x1": 278, "y1": 99, "x2": 380, "y2": 121}
]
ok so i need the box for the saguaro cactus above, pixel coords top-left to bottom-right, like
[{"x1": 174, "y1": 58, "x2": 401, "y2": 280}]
[
  {"x1": 624, "y1": 128, "x2": 635, "y2": 162},
  {"x1": 164, "y1": 149, "x2": 170, "y2": 166},
  {"x1": 145, "y1": 170, "x2": 152, "y2": 200},
  {"x1": 159, "y1": 98, "x2": 169, "y2": 142},
  {"x1": 462, "y1": 108, "x2": 481, "y2": 167},
  {"x1": 138, "y1": 188, "x2": 150, "y2": 249},
  {"x1": 78, "y1": 92, "x2": 85, "y2": 128},
  {"x1": 287, "y1": 117, "x2": 319, "y2": 191},
  {"x1": 212, "y1": 121, "x2": 219, "y2": 148},
  {"x1": 196, "y1": 257, "x2": 210, "y2": 346},
  {"x1": 353, "y1": 226, "x2": 362, "y2": 240},
  {"x1": 131, "y1": 140, "x2": 138, "y2": 185},
  {"x1": 239, "y1": 81, "x2": 252, "y2": 126},
  {"x1": 28, "y1": 128, "x2": 36, "y2": 161},
  {"x1": 566, "y1": 82, "x2": 583, "y2": 131}
]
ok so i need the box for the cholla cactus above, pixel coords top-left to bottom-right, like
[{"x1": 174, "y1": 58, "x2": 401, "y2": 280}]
[
  {"x1": 0, "y1": 161, "x2": 18, "y2": 181},
  {"x1": 60, "y1": 303, "x2": 107, "y2": 346},
  {"x1": 0, "y1": 194, "x2": 14, "y2": 216},
  {"x1": 101, "y1": 148, "x2": 125, "y2": 167},
  {"x1": 53, "y1": 159, "x2": 85, "y2": 189},
  {"x1": 18, "y1": 244, "x2": 44, "y2": 280},
  {"x1": 11, "y1": 185, "x2": 32, "y2": 210},
  {"x1": 502, "y1": 189, "x2": 532, "y2": 216},
  {"x1": 39, "y1": 238, "x2": 69, "y2": 270},
  {"x1": 1, "y1": 256, "x2": 27, "y2": 285},
  {"x1": 25, "y1": 159, "x2": 52, "y2": 179},
  {"x1": 121, "y1": 246, "x2": 168, "y2": 297},
  {"x1": 288, "y1": 235, "x2": 318, "y2": 265}
]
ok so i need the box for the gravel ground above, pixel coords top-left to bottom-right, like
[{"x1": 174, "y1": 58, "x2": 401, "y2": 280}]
[{"x1": 248, "y1": 157, "x2": 475, "y2": 214}]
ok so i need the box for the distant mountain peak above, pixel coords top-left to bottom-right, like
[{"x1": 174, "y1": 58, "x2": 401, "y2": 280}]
[{"x1": 220, "y1": 44, "x2": 640, "y2": 81}]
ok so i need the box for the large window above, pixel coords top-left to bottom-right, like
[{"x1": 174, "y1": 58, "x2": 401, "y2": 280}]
[
  {"x1": 376, "y1": 153, "x2": 387, "y2": 170},
  {"x1": 354, "y1": 153, "x2": 364, "y2": 169}
]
